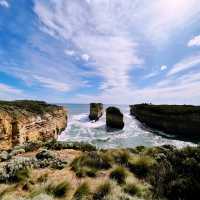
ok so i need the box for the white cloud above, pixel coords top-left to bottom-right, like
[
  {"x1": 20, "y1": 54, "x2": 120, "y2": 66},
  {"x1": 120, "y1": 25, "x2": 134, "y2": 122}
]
[
  {"x1": 141, "y1": 0, "x2": 200, "y2": 44},
  {"x1": 33, "y1": 75, "x2": 71, "y2": 92},
  {"x1": 65, "y1": 49, "x2": 75, "y2": 56},
  {"x1": 0, "y1": 0, "x2": 9, "y2": 8},
  {"x1": 81, "y1": 54, "x2": 90, "y2": 61},
  {"x1": 167, "y1": 54, "x2": 200, "y2": 76},
  {"x1": 188, "y1": 35, "x2": 200, "y2": 47},
  {"x1": 0, "y1": 83, "x2": 22, "y2": 94},
  {"x1": 34, "y1": 0, "x2": 142, "y2": 92},
  {"x1": 160, "y1": 65, "x2": 167, "y2": 71},
  {"x1": 144, "y1": 72, "x2": 158, "y2": 79}
]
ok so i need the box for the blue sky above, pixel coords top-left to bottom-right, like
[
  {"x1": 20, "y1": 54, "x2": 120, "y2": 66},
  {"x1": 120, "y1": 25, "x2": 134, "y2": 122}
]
[{"x1": 0, "y1": 0, "x2": 200, "y2": 104}]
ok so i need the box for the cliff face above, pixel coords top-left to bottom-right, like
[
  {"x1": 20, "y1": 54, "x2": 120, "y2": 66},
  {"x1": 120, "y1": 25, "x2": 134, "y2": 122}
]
[
  {"x1": 0, "y1": 101, "x2": 67, "y2": 150},
  {"x1": 130, "y1": 104, "x2": 200, "y2": 138}
]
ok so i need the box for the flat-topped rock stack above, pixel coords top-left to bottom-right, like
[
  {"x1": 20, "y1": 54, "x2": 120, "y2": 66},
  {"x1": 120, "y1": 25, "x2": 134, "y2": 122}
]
[
  {"x1": 89, "y1": 103, "x2": 104, "y2": 121},
  {"x1": 106, "y1": 107, "x2": 124, "y2": 130},
  {"x1": 0, "y1": 100, "x2": 67, "y2": 150},
  {"x1": 130, "y1": 103, "x2": 200, "y2": 139}
]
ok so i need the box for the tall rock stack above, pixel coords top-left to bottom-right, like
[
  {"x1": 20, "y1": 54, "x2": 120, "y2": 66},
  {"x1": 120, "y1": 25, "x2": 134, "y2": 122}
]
[
  {"x1": 106, "y1": 107, "x2": 124, "y2": 130},
  {"x1": 89, "y1": 103, "x2": 104, "y2": 121}
]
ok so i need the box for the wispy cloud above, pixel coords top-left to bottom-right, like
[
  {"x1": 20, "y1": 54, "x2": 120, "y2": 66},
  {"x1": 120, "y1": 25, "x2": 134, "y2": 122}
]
[
  {"x1": 34, "y1": 0, "x2": 143, "y2": 92},
  {"x1": 167, "y1": 53, "x2": 200, "y2": 76},
  {"x1": 33, "y1": 75, "x2": 71, "y2": 92},
  {"x1": 0, "y1": 83, "x2": 22, "y2": 94},
  {"x1": 65, "y1": 49, "x2": 76, "y2": 56},
  {"x1": 0, "y1": 0, "x2": 9, "y2": 8},
  {"x1": 188, "y1": 35, "x2": 200, "y2": 47}
]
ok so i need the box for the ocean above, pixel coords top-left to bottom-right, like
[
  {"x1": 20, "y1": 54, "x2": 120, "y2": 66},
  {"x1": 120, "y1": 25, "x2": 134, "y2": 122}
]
[{"x1": 58, "y1": 104, "x2": 197, "y2": 149}]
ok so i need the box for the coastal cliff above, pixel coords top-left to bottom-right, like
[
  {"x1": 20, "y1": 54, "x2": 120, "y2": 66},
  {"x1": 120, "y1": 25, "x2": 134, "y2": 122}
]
[
  {"x1": 130, "y1": 104, "x2": 200, "y2": 138},
  {"x1": 0, "y1": 100, "x2": 67, "y2": 150}
]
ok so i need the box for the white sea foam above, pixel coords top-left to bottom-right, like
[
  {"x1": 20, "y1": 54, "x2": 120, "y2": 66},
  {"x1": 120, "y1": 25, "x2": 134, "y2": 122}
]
[{"x1": 58, "y1": 111, "x2": 197, "y2": 149}]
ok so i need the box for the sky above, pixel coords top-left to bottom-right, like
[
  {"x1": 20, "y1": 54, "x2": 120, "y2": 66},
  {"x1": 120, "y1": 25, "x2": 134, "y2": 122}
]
[{"x1": 0, "y1": 0, "x2": 200, "y2": 105}]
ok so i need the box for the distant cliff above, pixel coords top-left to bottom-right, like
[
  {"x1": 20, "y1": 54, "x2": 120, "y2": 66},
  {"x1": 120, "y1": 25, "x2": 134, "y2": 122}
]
[
  {"x1": 130, "y1": 104, "x2": 200, "y2": 138},
  {"x1": 0, "y1": 100, "x2": 67, "y2": 150}
]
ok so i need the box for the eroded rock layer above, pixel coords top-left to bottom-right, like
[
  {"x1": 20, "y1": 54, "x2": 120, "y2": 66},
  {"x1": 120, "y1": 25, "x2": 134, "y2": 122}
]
[
  {"x1": 89, "y1": 103, "x2": 103, "y2": 121},
  {"x1": 0, "y1": 101, "x2": 67, "y2": 150}
]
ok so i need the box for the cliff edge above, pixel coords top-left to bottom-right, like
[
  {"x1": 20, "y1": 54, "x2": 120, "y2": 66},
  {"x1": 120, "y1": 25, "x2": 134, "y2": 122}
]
[
  {"x1": 0, "y1": 100, "x2": 67, "y2": 150},
  {"x1": 130, "y1": 104, "x2": 200, "y2": 139}
]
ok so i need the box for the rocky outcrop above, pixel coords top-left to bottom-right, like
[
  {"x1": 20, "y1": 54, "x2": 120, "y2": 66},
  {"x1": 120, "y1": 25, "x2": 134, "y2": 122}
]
[
  {"x1": 130, "y1": 104, "x2": 200, "y2": 138},
  {"x1": 89, "y1": 103, "x2": 103, "y2": 121},
  {"x1": 0, "y1": 100, "x2": 67, "y2": 150},
  {"x1": 106, "y1": 107, "x2": 124, "y2": 129}
]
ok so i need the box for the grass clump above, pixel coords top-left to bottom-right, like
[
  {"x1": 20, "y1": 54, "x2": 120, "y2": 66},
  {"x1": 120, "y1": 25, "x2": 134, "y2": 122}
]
[
  {"x1": 37, "y1": 173, "x2": 49, "y2": 183},
  {"x1": 12, "y1": 168, "x2": 30, "y2": 183},
  {"x1": 110, "y1": 167, "x2": 127, "y2": 185},
  {"x1": 71, "y1": 151, "x2": 112, "y2": 177},
  {"x1": 113, "y1": 149, "x2": 130, "y2": 166},
  {"x1": 73, "y1": 182, "x2": 90, "y2": 200},
  {"x1": 93, "y1": 182, "x2": 111, "y2": 200},
  {"x1": 123, "y1": 183, "x2": 141, "y2": 197},
  {"x1": 46, "y1": 181, "x2": 70, "y2": 198},
  {"x1": 128, "y1": 155, "x2": 155, "y2": 178}
]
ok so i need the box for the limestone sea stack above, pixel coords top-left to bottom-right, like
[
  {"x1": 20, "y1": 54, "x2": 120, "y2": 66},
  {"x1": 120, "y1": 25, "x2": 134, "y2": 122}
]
[
  {"x1": 106, "y1": 107, "x2": 124, "y2": 130},
  {"x1": 89, "y1": 103, "x2": 103, "y2": 121},
  {"x1": 130, "y1": 103, "x2": 200, "y2": 139},
  {"x1": 0, "y1": 100, "x2": 67, "y2": 150}
]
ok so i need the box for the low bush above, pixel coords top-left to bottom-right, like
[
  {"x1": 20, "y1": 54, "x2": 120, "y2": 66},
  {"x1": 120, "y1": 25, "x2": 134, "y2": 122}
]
[
  {"x1": 150, "y1": 146, "x2": 200, "y2": 200},
  {"x1": 71, "y1": 151, "x2": 112, "y2": 177},
  {"x1": 45, "y1": 140, "x2": 96, "y2": 151},
  {"x1": 93, "y1": 182, "x2": 111, "y2": 200},
  {"x1": 13, "y1": 168, "x2": 30, "y2": 183},
  {"x1": 113, "y1": 150, "x2": 130, "y2": 166},
  {"x1": 46, "y1": 181, "x2": 70, "y2": 198},
  {"x1": 123, "y1": 183, "x2": 141, "y2": 196},
  {"x1": 110, "y1": 167, "x2": 127, "y2": 185},
  {"x1": 73, "y1": 182, "x2": 90, "y2": 200},
  {"x1": 128, "y1": 155, "x2": 155, "y2": 178},
  {"x1": 0, "y1": 156, "x2": 37, "y2": 184},
  {"x1": 37, "y1": 173, "x2": 49, "y2": 183}
]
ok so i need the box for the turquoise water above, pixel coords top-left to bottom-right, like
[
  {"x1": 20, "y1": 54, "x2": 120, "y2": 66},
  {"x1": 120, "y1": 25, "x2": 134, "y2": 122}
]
[{"x1": 58, "y1": 104, "x2": 197, "y2": 149}]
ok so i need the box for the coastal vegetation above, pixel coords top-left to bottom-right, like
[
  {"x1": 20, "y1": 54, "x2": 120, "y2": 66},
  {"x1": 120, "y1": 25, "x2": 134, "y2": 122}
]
[
  {"x1": 0, "y1": 100, "x2": 61, "y2": 115},
  {"x1": 0, "y1": 140, "x2": 199, "y2": 200}
]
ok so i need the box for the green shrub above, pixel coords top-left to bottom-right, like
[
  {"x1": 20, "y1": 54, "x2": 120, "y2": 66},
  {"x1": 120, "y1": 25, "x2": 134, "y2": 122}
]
[
  {"x1": 128, "y1": 156, "x2": 155, "y2": 178},
  {"x1": 75, "y1": 167, "x2": 97, "y2": 178},
  {"x1": 114, "y1": 150, "x2": 130, "y2": 166},
  {"x1": 24, "y1": 141, "x2": 42, "y2": 152},
  {"x1": 46, "y1": 181, "x2": 70, "y2": 198},
  {"x1": 150, "y1": 146, "x2": 200, "y2": 200},
  {"x1": 7, "y1": 168, "x2": 30, "y2": 183},
  {"x1": 45, "y1": 140, "x2": 96, "y2": 151},
  {"x1": 93, "y1": 182, "x2": 111, "y2": 200},
  {"x1": 123, "y1": 183, "x2": 141, "y2": 196},
  {"x1": 110, "y1": 167, "x2": 127, "y2": 185},
  {"x1": 73, "y1": 182, "x2": 90, "y2": 200},
  {"x1": 37, "y1": 173, "x2": 48, "y2": 183},
  {"x1": 71, "y1": 152, "x2": 111, "y2": 177}
]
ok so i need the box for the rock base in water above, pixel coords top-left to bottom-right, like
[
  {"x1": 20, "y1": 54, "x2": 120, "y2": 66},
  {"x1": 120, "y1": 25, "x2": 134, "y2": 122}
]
[
  {"x1": 89, "y1": 103, "x2": 103, "y2": 121},
  {"x1": 106, "y1": 107, "x2": 124, "y2": 130}
]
